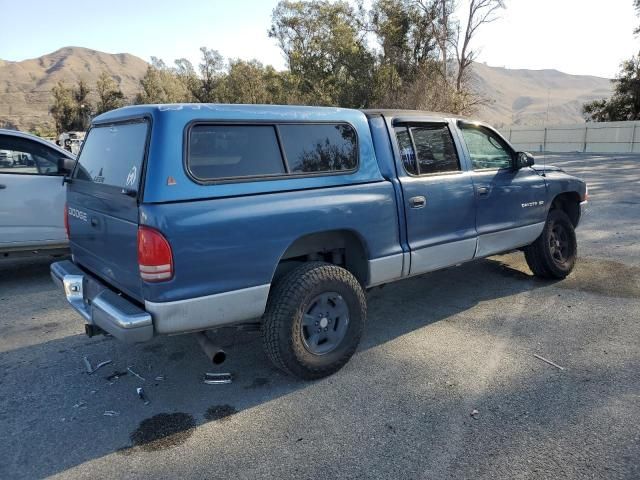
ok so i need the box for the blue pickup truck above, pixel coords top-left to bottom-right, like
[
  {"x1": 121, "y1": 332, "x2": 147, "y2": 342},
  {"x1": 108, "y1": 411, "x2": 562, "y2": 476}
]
[{"x1": 51, "y1": 104, "x2": 587, "y2": 379}]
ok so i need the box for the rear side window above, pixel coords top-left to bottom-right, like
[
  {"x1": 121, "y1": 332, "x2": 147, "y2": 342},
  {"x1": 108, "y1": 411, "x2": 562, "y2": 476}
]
[
  {"x1": 188, "y1": 125, "x2": 285, "y2": 180},
  {"x1": 278, "y1": 124, "x2": 357, "y2": 173},
  {"x1": 74, "y1": 121, "x2": 148, "y2": 189},
  {"x1": 186, "y1": 123, "x2": 358, "y2": 181},
  {"x1": 394, "y1": 124, "x2": 460, "y2": 175}
]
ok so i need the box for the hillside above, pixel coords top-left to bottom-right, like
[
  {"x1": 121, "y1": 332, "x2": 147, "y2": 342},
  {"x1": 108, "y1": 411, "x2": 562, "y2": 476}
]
[
  {"x1": 0, "y1": 47, "x2": 613, "y2": 131},
  {"x1": 0, "y1": 47, "x2": 148, "y2": 132},
  {"x1": 472, "y1": 62, "x2": 613, "y2": 127}
]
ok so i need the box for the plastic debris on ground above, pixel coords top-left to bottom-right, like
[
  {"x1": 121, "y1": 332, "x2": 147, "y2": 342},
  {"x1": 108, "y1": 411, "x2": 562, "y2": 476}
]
[
  {"x1": 83, "y1": 357, "x2": 92, "y2": 374},
  {"x1": 82, "y1": 356, "x2": 112, "y2": 374},
  {"x1": 533, "y1": 353, "x2": 565, "y2": 370},
  {"x1": 127, "y1": 366, "x2": 146, "y2": 382},
  {"x1": 204, "y1": 373, "x2": 233, "y2": 385},
  {"x1": 136, "y1": 387, "x2": 150, "y2": 405}
]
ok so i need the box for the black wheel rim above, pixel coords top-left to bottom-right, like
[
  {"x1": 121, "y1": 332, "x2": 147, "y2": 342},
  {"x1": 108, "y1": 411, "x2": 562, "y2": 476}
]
[
  {"x1": 549, "y1": 221, "x2": 570, "y2": 264},
  {"x1": 300, "y1": 292, "x2": 350, "y2": 355}
]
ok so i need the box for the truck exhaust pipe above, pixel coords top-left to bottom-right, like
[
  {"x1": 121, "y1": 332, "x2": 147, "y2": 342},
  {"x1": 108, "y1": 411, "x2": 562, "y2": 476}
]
[{"x1": 195, "y1": 332, "x2": 226, "y2": 365}]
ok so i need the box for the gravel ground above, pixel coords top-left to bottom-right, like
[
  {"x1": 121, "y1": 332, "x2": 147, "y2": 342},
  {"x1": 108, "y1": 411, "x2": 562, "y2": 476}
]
[{"x1": 0, "y1": 153, "x2": 638, "y2": 480}]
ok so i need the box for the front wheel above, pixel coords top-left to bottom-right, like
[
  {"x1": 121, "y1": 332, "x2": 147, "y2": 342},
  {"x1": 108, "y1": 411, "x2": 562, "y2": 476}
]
[
  {"x1": 524, "y1": 209, "x2": 577, "y2": 279},
  {"x1": 262, "y1": 262, "x2": 366, "y2": 380}
]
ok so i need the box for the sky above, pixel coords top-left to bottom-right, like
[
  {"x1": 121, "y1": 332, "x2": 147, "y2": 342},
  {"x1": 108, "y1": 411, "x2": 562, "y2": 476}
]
[{"x1": 0, "y1": 0, "x2": 637, "y2": 79}]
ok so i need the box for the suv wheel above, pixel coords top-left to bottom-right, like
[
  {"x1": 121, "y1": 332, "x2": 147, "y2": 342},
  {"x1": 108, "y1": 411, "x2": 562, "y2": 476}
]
[
  {"x1": 262, "y1": 262, "x2": 366, "y2": 380},
  {"x1": 524, "y1": 209, "x2": 577, "y2": 279}
]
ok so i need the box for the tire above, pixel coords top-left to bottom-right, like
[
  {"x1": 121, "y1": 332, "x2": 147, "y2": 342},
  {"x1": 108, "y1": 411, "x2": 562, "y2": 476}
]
[
  {"x1": 262, "y1": 262, "x2": 366, "y2": 380},
  {"x1": 524, "y1": 209, "x2": 577, "y2": 279}
]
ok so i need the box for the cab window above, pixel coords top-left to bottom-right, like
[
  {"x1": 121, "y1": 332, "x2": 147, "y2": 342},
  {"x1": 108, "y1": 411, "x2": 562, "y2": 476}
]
[
  {"x1": 460, "y1": 127, "x2": 513, "y2": 170},
  {"x1": 394, "y1": 123, "x2": 460, "y2": 175}
]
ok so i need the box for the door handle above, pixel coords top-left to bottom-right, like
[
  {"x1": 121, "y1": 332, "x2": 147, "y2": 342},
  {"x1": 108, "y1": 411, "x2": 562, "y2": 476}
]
[
  {"x1": 476, "y1": 186, "x2": 490, "y2": 196},
  {"x1": 409, "y1": 196, "x2": 426, "y2": 208},
  {"x1": 0, "y1": 184, "x2": 6, "y2": 189}
]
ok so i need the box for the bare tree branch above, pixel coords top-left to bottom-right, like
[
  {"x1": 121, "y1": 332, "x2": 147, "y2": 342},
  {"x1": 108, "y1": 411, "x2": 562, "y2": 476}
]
[{"x1": 455, "y1": 0, "x2": 505, "y2": 92}]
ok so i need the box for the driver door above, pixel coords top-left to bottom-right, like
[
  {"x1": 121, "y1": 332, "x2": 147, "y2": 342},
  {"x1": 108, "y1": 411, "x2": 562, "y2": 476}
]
[
  {"x1": 457, "y1": 123, "x2": 547, "y2": 257},
  {"x1": 0, "y1": 134, "x2": 72, "y2": 250}
]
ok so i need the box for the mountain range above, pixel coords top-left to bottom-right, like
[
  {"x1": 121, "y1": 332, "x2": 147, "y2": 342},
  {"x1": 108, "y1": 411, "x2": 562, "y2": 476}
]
[
  {"x1": 0, "y1": 47, "x2": 613, "y2": 132},
  {"x1": 0, "y1": 47, "x2": 148, "y2": 132},
  {"x1": 471, "y1": 62, "x2": 612, "y2": 127}
]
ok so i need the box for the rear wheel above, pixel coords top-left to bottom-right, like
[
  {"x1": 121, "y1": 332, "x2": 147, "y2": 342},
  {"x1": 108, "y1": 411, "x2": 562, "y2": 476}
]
[
  {"x1": 262, "y1": 262, "x2": 366, "y2": 380},
  {"x1": 524, "y1": 209, "x2": 577, "y2": 279}
]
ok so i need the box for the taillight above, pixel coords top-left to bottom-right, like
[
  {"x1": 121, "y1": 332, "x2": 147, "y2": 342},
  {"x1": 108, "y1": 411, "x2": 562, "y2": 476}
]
[
  {"x1": 64, "y1": 203, "x2": 70, "y2": 238},
  {"x1": 137, "y1": 226, "x2": 173, "y2": 282}
]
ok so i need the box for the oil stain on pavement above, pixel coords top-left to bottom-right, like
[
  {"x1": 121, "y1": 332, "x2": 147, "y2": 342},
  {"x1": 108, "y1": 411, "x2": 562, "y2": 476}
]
[{"x1": 120, "y1": 412, "x2": 197, "y2": 453}]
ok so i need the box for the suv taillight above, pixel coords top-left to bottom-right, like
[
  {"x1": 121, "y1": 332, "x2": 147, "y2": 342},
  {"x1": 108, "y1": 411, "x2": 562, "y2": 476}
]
[
  {"x1": 137, "y1": 226, "x2": 173, "y2": 282},
  {"x1": 64, "y1": 203, "x2": 70, "y2": 238}
]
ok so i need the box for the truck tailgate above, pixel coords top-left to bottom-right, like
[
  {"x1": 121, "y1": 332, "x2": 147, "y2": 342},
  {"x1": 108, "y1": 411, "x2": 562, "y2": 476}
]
[
  {"x1": 66, "y1": 119, "x2": 149, "y2": 302},
  {"x1": 67, "y1": 187, "x2": 142, "y2": 301}
]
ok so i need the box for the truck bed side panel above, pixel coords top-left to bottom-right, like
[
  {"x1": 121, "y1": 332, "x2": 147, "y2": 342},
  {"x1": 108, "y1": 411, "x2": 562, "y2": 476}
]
[{"x1": 140, "y1": 181, "x2": 402, "y2": 303}]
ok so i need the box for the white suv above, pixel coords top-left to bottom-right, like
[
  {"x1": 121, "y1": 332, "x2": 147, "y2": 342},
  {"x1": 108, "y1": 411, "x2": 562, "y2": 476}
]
[{"x1": 0, "y1": 129, "x2": 76, "y2": 256}]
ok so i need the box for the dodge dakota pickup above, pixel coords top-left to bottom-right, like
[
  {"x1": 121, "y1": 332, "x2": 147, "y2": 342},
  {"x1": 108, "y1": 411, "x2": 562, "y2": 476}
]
[{"x1": 51, "y1": 105, "x2": 587, "y2": 379}]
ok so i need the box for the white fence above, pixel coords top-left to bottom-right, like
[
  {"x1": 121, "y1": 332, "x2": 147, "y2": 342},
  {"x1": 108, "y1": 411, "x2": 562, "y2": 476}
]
[{"x1": 499, "y1": 121, "x2": 640, "y2": 154}]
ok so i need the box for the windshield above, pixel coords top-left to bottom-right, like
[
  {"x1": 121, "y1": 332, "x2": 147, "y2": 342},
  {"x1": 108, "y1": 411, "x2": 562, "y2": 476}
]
[{"x1": 74, "y1": 120, "x2": 148, "y2": 190}]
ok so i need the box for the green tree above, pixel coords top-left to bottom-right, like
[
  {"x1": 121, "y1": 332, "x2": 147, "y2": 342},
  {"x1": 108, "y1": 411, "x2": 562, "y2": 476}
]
[
  {"x1": 372, "y1": 0, "x2": 439, "y2": 79},
  {"x1": 136, "y1": 57, "x2": 191, "y2": 104},
  {"x1": 73, "y1": 80, "x2": 93, "y2": 131},
  {"x1": 174, "y1": 58, "x2": 200, "y2": 101},
  {"x1": 583, "y1": 2, "x2": 640, "y2": 122},
  {"x1": 223, "y1": 59, "x2": 271, "y2": 104},
  {"x1": 95, "y1": 72, "x2": 125, "y2": 115},
  {"x1": 220, "y1": 59, "x2": 295, "y2": 104},
  {"x1": 369, "y1": 0, "x2": 498, "y2": 114},
  {"x1": 134, "y1": 0, "x2": 506, "y2": 115},
  {"x1": 371, "y1": 0, "x2": 440, "y2": 108},
  {"x1": 49, "y1": 80, "x2": 91, "y2": 134},
  {"x1": 50, "y1": 82, "x2": 75, "y2": 133},
  {"x1": 269, "y1": 0, "x2": 376, "y2": 107},
  {"x1": 583, "y1": 53, "x2": 640, "y2": 121},
  {"x1": 197, "y1": 48, "x2": 226, "y2": 102}
]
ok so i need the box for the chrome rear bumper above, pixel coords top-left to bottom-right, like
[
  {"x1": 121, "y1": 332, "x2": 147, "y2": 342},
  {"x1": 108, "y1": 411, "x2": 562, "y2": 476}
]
[{"x1": 51, "y1": 260, "x2": 153, "y2": 343}]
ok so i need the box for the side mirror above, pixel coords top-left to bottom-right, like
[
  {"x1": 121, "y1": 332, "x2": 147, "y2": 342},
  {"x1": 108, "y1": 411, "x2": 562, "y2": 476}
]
[
  {"x1": 515, "y1": 151, "x2": 535, "y2": 169},
  {"x1": 57, "y1": 156, "x2": 76, "y2": 175}
]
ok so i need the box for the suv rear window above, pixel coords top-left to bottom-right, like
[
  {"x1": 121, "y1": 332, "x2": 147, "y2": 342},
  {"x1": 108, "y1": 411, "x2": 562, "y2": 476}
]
[
  {"x1": 188, "y1": 125, "x2": 285, "y2": 180},
  {"x1": 74, "y1": 121, "x2": 148, "y2": 189}
]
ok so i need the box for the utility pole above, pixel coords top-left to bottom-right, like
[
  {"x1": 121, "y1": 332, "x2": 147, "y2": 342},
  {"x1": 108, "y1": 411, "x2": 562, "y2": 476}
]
[{"x1": 545, "y1": 88, "x2": 550, "y2": 126}]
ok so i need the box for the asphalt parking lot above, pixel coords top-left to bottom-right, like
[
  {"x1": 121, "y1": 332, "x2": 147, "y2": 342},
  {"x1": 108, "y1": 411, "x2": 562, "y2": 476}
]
[{"x1": 1, "y1": 153, "x2": 638, "y2": 479}]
